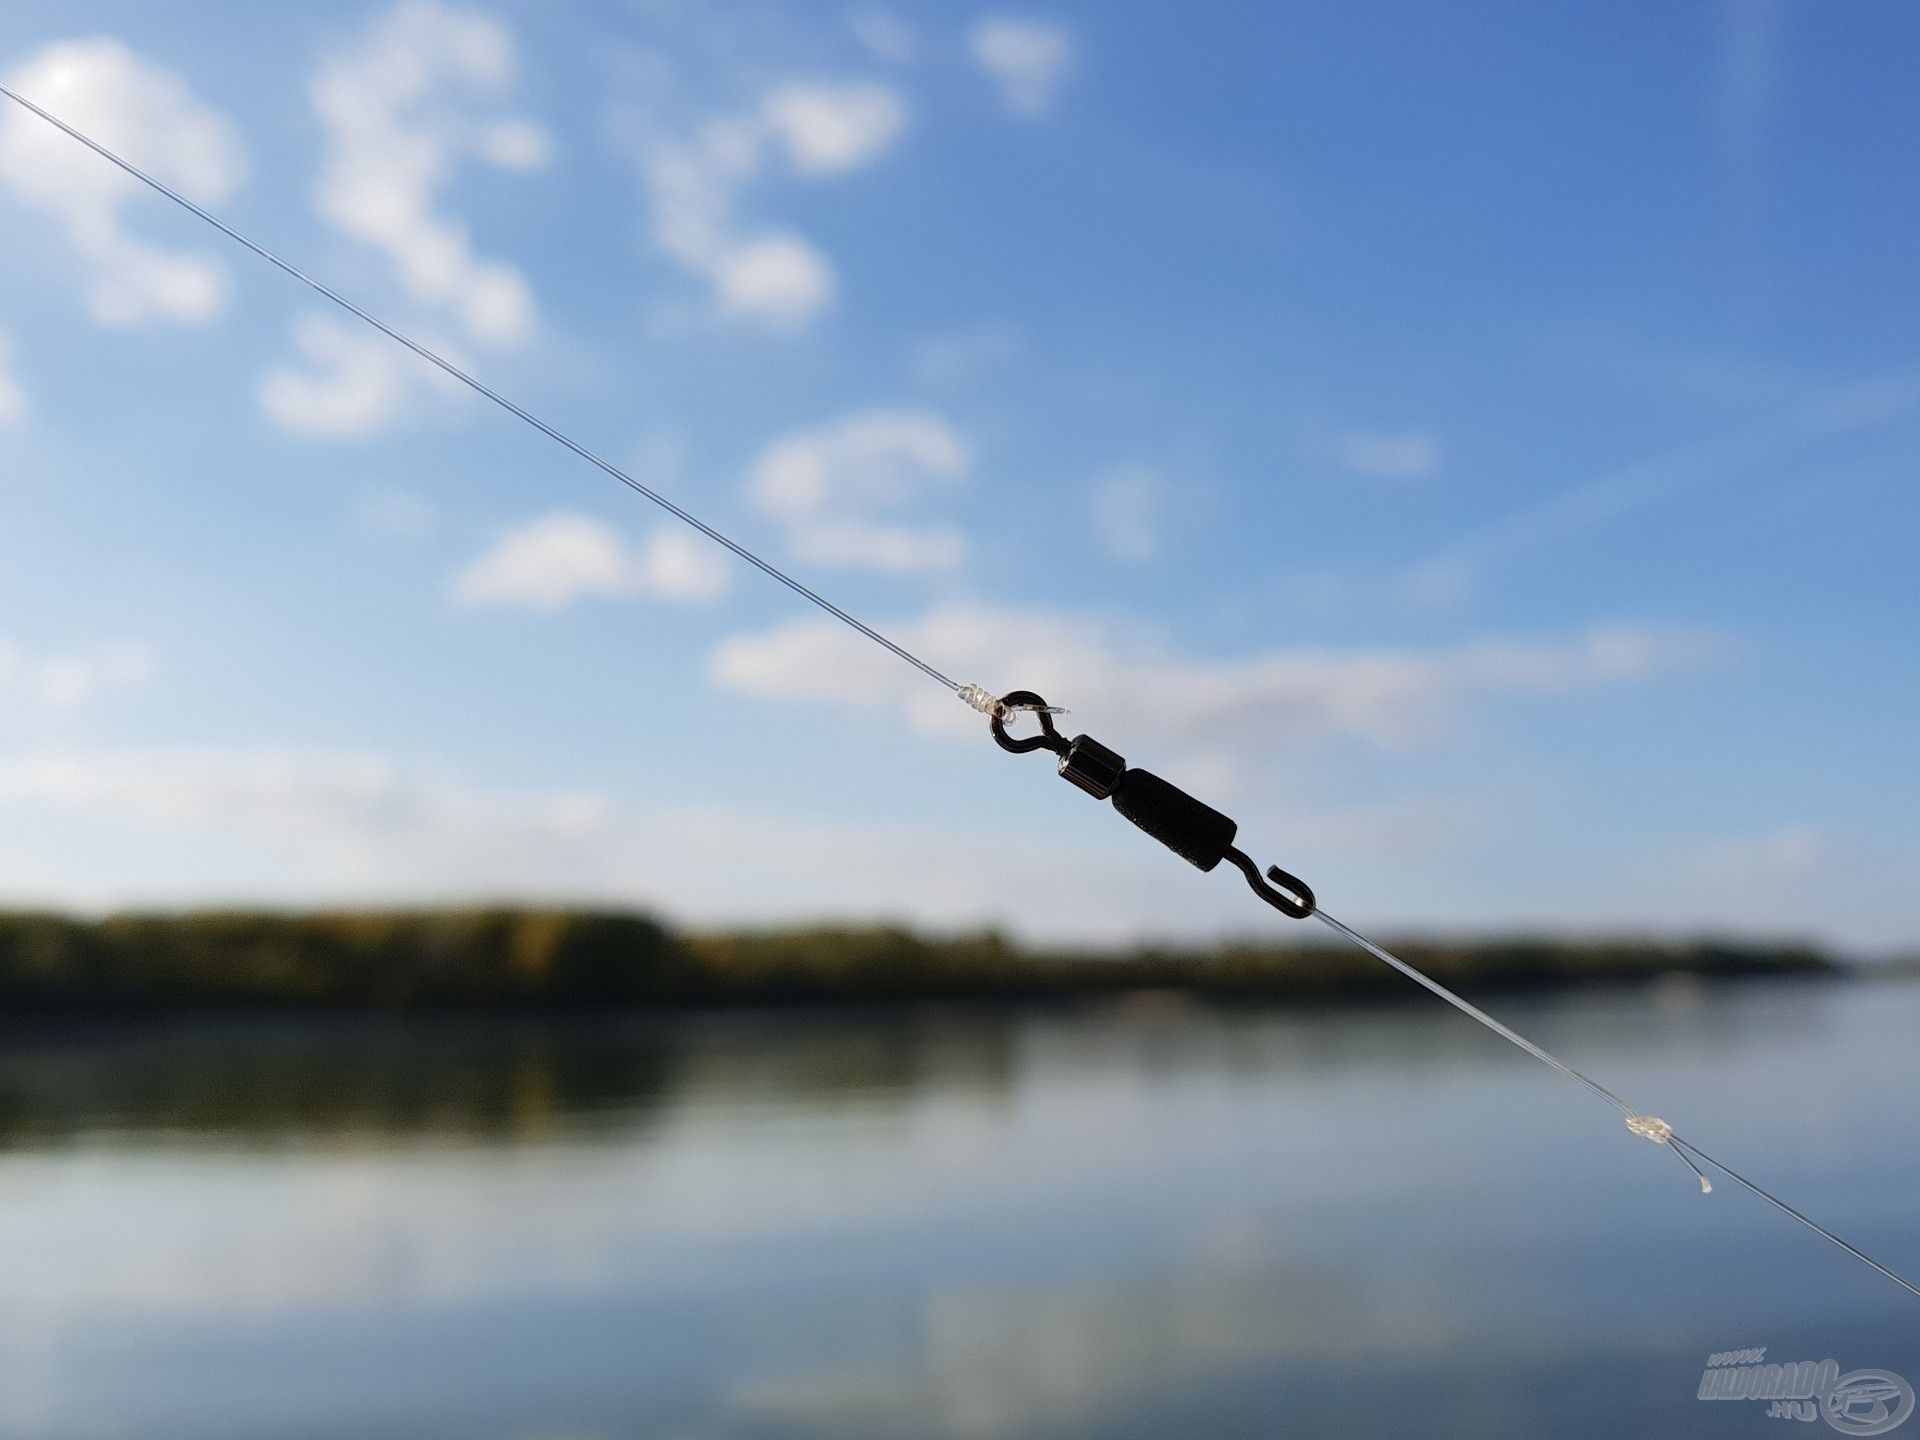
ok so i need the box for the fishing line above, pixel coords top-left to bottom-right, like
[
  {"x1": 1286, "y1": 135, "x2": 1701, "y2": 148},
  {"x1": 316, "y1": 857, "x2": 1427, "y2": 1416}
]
[
  {"x1": 5, "y1": 85, "x2": 1914, "y2": 1304},
  {"x1": 0, "y1": 81, "x2": 961, "y2": 696},
  {"x1": 1323, "y1": 901, "x2": 1920, "y2": 1301},
  {"x1": 988, "y1": 696, "x2": 1920, "y2": 1301}
]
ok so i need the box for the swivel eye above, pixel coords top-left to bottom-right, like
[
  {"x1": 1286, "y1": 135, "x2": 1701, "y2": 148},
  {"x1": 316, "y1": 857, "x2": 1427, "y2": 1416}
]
[{"x1": 989, "y1": 689, "x2": 1070, "y2": 756}]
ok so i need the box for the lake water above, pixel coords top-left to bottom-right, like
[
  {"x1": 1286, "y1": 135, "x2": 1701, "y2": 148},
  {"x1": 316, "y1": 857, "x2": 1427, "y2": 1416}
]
[{"x1": 0, "y1": 977, "x2": 1914, "y2": 1438}]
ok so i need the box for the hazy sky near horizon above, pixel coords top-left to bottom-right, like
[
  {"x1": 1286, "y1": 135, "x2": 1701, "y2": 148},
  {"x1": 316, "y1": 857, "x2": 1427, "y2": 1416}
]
[{"x1": 0, "y1": 0, "x2": 1915, "y2": 949}]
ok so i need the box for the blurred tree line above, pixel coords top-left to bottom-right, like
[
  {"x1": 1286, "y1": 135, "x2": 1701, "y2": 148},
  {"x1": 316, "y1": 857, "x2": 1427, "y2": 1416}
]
[{"x1": 0, "y1": 908, "x2": 1838, "y2": 1016}]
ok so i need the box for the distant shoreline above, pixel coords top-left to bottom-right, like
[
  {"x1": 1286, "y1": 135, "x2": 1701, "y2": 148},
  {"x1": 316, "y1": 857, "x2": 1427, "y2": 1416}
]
[{"x1": 0, "y1": 907, "x2": 1870, "y2": 1021}]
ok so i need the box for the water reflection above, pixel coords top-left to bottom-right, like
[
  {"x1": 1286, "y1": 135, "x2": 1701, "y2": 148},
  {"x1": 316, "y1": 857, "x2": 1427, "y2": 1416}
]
[
  {"x1": 0, "y1": 1012, "x2": 1025, "y2": 1150},
  {"x1": 0, "y1": 978, "x2": 1829, "y2": 1152},
  {"x1": 0, "y1": 980, "x2": 1912, "y2": 1440}
]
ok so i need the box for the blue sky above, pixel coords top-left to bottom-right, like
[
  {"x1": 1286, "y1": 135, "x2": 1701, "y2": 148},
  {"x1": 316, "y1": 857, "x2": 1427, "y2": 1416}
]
[{"x1": 0, "y1": 0, "x2": 1915, "y2": 949}]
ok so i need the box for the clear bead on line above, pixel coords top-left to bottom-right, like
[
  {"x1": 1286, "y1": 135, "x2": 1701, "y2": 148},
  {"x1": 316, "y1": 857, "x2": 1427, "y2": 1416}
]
[{"x1": 957, "y1": 683, "x2": 1011, "y2": 721}]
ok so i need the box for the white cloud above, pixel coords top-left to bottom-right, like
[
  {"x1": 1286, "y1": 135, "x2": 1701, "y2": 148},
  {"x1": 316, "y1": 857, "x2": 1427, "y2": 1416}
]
[
  {"x1": 0, "y1": 750, "x2": 618, "y2": 915},
  {"x1": 258, "y1": 313, "x2": 447, "y2": 438},
  {"x1": 456, "y1": 513, "x2": 630, "y2": 610},
  {"x1": 0, "y1": 745, "x2": 1430, "y2": 941},
  {"x1": 748, "y1": 408, "x2": 970, "y2": 573},
  {"x1": 969, "y1": 16, "x2": 1076, "y2": 118},
  {"x1": 640, "y1": 80, "x2": 908, "y2": 331},
  {"x1": 309, "y1": 0, "x2": 548, "y2": 347},
  {"x1": 646, "y1": 121, "x2": 827, "y2": 330},
  {"x1": 749, "y1": 408, "x2": 968, "y2": 519},
  {"x1": 0, "y1": 639, "x2": 153, "y2": 710},
  {"x1": 0, "y1": 329, "x2": 25, "y2": 425},
  {"x1": 1089, "y1": 466, "x2": 1161, "y2": 563},
  {"x1": 709, "y1": 232, "x2": 835, "y2": 327},
  {"x1": 713, "y1": 605, "x2": 1712, "y2": 763},
  {"x1": 5, "y1": 741, "x2": 1913, "y2": 946},
  {"x1": 763, "y1": 81, "x2": 907, "y2": 174},
  {"x1": 1337, "y1": 430, "x2": 1441, "y2": 481},
  {"x1": 451, "y1": 512, "x2": 729, "y2": 611},
  {"x1": 639, "y1": 526, "x2": 733, "y2": 603},
  {"x1": 475, "y1": 117, "x2": 549, "y2": 170},
  {"x1": 261, "y1": 3, "x2": 548, "y2": 437},
  {"x1": 0, "y1": 747, "x2": 1051, "y2": 926},
  {"x1": 790, "y1": 521, "x2": 966, "y2": 574},
  {"x1": 0, "y1": 39, "x2": 245, "y2": 324}
]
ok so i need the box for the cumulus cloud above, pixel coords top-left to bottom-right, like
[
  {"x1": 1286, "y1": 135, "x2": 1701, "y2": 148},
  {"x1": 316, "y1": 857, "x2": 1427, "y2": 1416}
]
[
  {"x1": 714, "y1": 234, "x2": 834, "y2": 328},
  {"x1": 258, "y1": 2, "x2": 548, "y2": 438},
  {"x1": 750, "y1": 408, "x2": 968, "y2": 519},
  {"x1": 639, "y1": 527, "x2": 733, "y2": 602},
  {"x1": 747, "y1": 407, "x2": 970, "y2": 573},
  {"x1": 452, "y1": 511, "x2": 729, "y2": 611},
  {"x1": 0, "y1": 639, "x2": 153, "y2": 710},
  {"x1": 258, "y1": 313, "x2": 456, "y2": 437},
  {"x1": 713, "y1": 605, "x2": 1713, "y2": 762},
  {"x1": 0, "y1": 39, "x2": 245, "y2": 324},
  {"x1": 1337, "y1": 430, "x2": 1441, "y2": 481},
  {"x1": 0, "y1": 329, "x2": 25, "y2": 425},
  {"x1": 310, "y1": 0, "x2": 548, "y2": 347},
  {"x1": 763, "y1": 81, "x2": 907, "y2": 174},
  {"x1": 641, "y1": 80, "x2": 908, "y2": 330},
  {"x1": 789, "y1": 521, "x2": 966, "y2": 574},
  {"x1": 1089, "y1": 466, "x2": 1161, "y2": 563},
  {"x1": 969, "y1": 16, "x2": 1076, "y2": 118}
]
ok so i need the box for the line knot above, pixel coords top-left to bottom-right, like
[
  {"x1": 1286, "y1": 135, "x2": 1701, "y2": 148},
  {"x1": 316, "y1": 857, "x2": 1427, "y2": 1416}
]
[{"x1": 1626, "y1": 1114, "x2": 1673, "y2": 1144}]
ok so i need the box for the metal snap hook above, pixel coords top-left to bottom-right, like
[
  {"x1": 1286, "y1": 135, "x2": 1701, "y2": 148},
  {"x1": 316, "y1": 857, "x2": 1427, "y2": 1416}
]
[{"x1": 1225, "y1": 846, "x2": 1317, "y2": 919}]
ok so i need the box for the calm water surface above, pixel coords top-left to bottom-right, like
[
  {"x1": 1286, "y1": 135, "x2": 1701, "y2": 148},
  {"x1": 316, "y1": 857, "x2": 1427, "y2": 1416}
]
[{"x1": 0, "y1": 978, "x2": 1915, "y2": 1438}]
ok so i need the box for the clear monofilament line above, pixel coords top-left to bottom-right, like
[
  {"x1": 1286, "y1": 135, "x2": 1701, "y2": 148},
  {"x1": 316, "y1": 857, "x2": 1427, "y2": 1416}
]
[
  {"x1": 1314, "y1": 911, "x2": 1638, "y2": 1119},
  {"x1": 1669, "y1": 1137, "x2": 1920, "y2": 1302},
  {"x1": 1314, "y1": 908, "x2": 1920, "y2": 1302},
  {"x1": 0, "y1": 82, "x2": 961, "y2": 698}
]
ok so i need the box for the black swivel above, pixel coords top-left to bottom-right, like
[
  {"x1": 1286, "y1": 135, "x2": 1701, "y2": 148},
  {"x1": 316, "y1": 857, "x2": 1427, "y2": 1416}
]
[{"x1": 988, "y1": 690, "x2": 1315, "y2": 919}]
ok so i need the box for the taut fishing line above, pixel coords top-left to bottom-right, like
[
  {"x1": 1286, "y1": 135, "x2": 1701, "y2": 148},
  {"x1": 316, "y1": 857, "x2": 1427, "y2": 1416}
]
[
  {"x1": 4, "y1": 82, "x2": 1913, "y2": 1304},
  {"x1": 0, "y1": 82, "x2": 960, "y2": 696}
]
